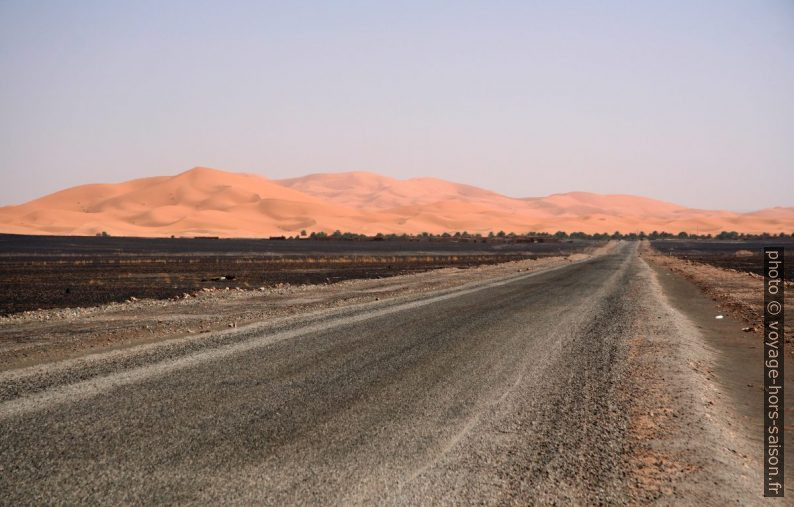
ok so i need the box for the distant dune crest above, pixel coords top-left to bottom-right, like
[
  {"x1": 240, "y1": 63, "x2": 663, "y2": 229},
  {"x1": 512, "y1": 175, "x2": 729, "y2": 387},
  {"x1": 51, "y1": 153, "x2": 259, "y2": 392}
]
[{"x1": 0, "y1": 167, "x2": 791, "y2": 237}]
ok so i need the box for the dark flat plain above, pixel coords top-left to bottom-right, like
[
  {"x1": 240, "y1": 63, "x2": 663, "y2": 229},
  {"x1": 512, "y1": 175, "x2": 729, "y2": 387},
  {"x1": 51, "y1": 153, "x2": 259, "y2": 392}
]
[
  {"x1": 0, "y1": 234, "x2": 590, "y2": 315},
  {"x1": 650, "y1": 239, "x2": 794, "y2": 280}
]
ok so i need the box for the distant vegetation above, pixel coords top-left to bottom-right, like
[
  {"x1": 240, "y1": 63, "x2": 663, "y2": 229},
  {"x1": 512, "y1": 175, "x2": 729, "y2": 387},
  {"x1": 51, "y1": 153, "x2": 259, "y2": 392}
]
[
  {"x1": 291, "y1": 230, "x2": 794, "y2": 241},
  {"x1": 79, "y1": 229, "x2": 794, "y2": 241}
]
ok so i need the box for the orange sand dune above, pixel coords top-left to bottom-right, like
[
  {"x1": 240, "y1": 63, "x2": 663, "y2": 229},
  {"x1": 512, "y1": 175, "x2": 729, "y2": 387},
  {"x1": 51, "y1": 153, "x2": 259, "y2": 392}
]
[
  {"x1": 277, "y1": 172, "x2": 519, "y2": 211},
  {"x1": 0, "y1": 167, "x2": 791, "y2": 237}
]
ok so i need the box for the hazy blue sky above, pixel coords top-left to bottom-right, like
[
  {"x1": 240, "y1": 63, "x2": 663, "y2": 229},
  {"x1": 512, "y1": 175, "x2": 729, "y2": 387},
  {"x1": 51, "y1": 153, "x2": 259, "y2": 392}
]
[{"x1": 1, "y1": 1, "x2": 792, "y2": 210}]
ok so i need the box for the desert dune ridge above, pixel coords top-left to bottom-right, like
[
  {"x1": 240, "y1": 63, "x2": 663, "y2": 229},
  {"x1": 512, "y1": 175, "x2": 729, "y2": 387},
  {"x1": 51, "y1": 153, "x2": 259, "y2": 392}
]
[{"x1": 0, "y1": 167, "x2": 791, "y2": 237}]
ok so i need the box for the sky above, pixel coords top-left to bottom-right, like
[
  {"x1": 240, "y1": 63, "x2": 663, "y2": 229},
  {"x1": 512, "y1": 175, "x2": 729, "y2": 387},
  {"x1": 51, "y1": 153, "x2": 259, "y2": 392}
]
[{"x1": 1, "y1": 1, "x2": 792, "y2": 211}]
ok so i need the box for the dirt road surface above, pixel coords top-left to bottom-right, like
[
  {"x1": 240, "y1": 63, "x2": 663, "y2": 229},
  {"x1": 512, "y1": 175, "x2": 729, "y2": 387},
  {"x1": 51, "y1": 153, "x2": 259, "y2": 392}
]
[{"x1": 0, "y1": 242, "x2": 786, "y2": 504}]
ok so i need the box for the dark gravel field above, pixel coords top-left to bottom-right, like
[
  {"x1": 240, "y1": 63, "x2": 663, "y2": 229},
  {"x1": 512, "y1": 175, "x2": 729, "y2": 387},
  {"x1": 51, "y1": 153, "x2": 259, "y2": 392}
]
[
  {"x1": 650, "y1": 239, "x2": 794, "y2": 280},
  {"x1": 0, "y1": 234, "x2": 591, "y2": 315}
]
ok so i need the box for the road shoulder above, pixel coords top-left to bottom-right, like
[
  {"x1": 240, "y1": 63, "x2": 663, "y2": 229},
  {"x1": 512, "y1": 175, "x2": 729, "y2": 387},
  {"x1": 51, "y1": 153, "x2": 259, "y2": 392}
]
[{"x1": 639, "y1": 251, "x2": 793, "y2": 500}]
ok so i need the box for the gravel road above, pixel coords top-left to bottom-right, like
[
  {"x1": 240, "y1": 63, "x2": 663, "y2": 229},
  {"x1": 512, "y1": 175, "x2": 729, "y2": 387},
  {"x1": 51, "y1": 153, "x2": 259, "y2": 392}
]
[{"x1": 0, "y1": 242, "x2": 774, "y2": 504}]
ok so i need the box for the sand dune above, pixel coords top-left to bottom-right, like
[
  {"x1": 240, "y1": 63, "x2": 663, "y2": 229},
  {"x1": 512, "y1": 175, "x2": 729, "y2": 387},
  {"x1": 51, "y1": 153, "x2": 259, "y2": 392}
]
[
  {"x1": 0, "y1": 167, "x2": 790, "y2": 237},
  {"x1": 277, "y1": 172, "x2": 518, "y2": 211}
]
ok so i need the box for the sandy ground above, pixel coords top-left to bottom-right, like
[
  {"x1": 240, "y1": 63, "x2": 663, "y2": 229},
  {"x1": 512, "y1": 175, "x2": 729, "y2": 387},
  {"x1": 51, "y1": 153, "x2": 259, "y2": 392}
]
[{"x1": 0, "y1": 242, "x2": 615, "y2": 371}]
